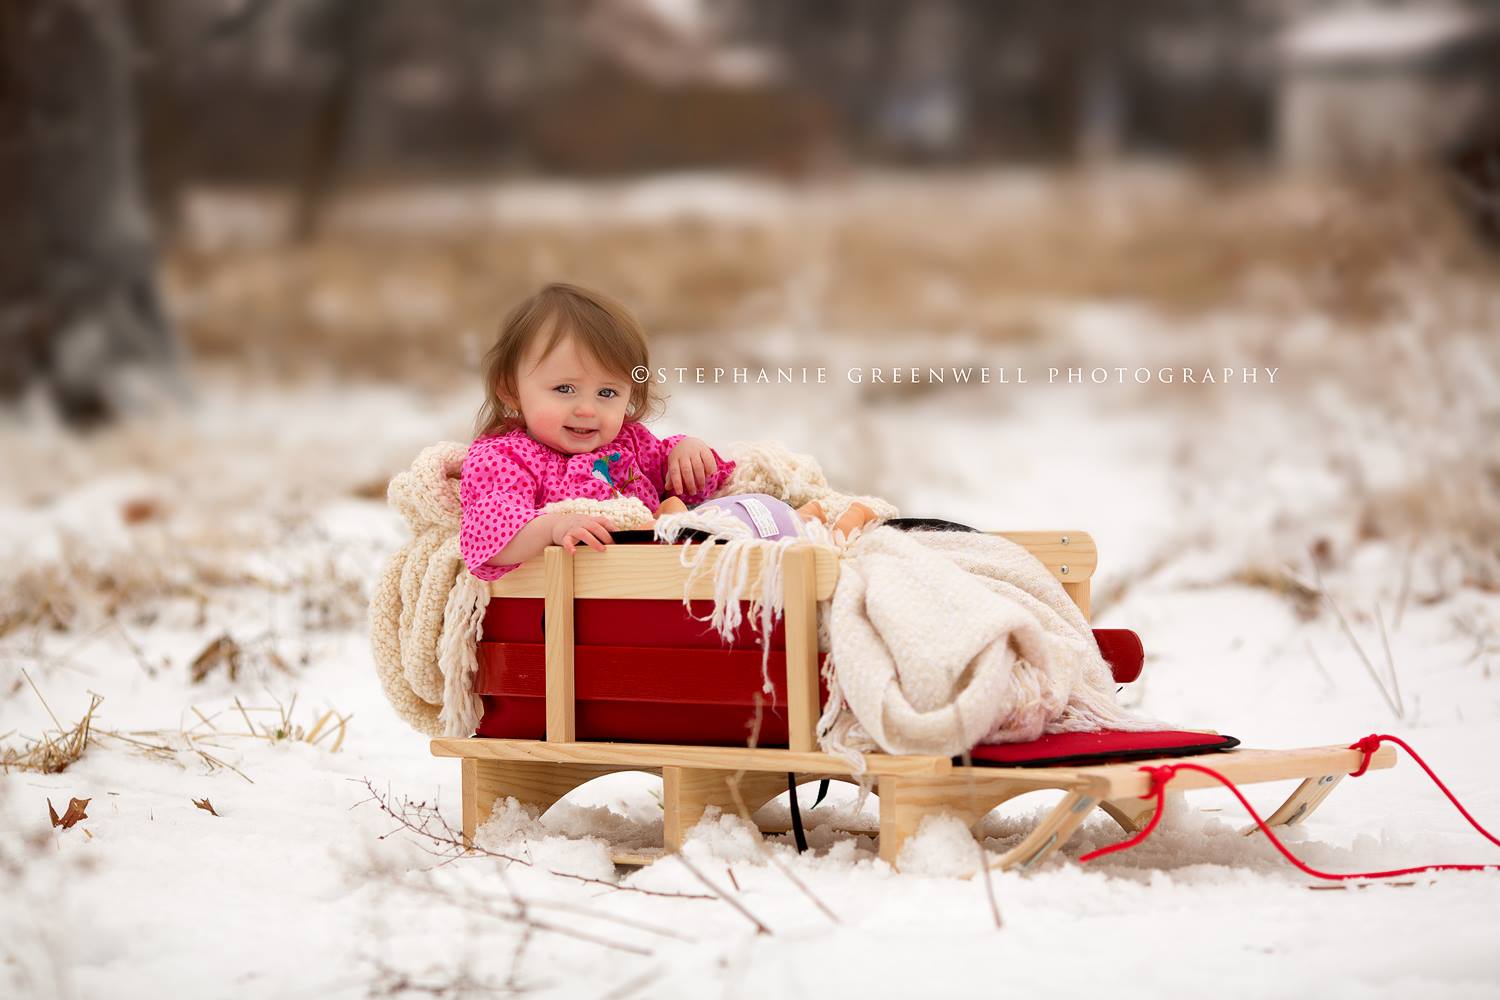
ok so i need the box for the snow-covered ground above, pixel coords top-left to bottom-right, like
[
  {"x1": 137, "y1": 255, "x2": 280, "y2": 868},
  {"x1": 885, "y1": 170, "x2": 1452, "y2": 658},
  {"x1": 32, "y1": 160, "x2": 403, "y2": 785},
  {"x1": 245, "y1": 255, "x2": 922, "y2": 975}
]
[{"x1": 4, "y1": 295, "x2": 1498, "y2": 997}]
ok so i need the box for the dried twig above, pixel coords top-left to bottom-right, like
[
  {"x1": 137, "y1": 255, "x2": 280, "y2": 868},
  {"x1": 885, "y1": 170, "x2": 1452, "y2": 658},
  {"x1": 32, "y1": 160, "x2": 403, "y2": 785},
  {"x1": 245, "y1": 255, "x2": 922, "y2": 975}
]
[
  {"x1": 188, "y1": 705, "x2": 222, "y2": 732},
  {"x1": 503, "y1": 922, "x2": 534, "y2": 994},
  {"x1": 1304, "y1": 640, "x2": 1337, "y2": 690},
  {"x1": 1393, "y1": 534, "x2": 1416, "y2": 632},
  {"x1": 353, "y1": 785, "x2": 670, "y2": 959},
  {"x1": 367, "y1": 958, "x2": 524, "y2": 999},
  {"x1": 109, "y1": 616, "x2": 163, "y2": 677},
  {"x1": 953, "y1": 704, "x2": 1003, "y2": 928},
  {"x1": 670, "y1": 851, "x2": 771, "y2": 936},
  {"x1": 395, "y1": 878, "x2": 656, "y2": 956},
  {"x1": 352, "y1": 778, "x2": 711, "y2": 900},
  {"x1": 722, "y1": 771, "x2": 840, "y2": 925},
  {"x1": 600, "y1": 964, "x2": 665, "y2": 1000},
  {"x1": 1374, "y1": 603, "x2": 1406, "y2": 719},
  {"x1": 233, "y1": 695, "x2": 257, "y2": 735},
  {"x1": 713, "y1": 692, "x2": 841, "y2": 924},
  {"x1": 962, "y1": 760, "x2": 1004, "y2": 929},
  {"x1": 1309, "y1": 554, "x2": 1404, "y2": 719}
]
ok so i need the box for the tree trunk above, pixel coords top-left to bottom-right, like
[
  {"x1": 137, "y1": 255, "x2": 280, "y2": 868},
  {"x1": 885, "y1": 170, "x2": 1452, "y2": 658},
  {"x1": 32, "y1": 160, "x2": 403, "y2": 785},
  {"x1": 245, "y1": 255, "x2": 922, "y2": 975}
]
[
  {"x1": 293, "y1": 0, "x2": 383, "y2": 242},
  {"x1": 0, "y1": 0, "x2": 185, "y2": 428}
]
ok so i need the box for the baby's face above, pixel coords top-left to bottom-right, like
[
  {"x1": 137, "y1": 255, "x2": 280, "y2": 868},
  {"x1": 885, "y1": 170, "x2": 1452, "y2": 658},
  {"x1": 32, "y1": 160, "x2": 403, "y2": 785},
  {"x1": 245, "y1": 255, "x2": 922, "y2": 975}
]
[{"x1": 506, "y1": 331, "x2": 631, "y2": 454}]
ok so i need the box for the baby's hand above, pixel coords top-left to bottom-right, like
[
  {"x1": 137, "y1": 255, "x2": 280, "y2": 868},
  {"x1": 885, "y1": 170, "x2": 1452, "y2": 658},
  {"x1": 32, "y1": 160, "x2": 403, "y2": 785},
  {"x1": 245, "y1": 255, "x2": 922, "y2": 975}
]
[
  {"x1": 666, "y1": 437, "x2": 717, "y2": 497},
  {"x1": 550, "y1": 513, "x2": 614, "y2": 554}
]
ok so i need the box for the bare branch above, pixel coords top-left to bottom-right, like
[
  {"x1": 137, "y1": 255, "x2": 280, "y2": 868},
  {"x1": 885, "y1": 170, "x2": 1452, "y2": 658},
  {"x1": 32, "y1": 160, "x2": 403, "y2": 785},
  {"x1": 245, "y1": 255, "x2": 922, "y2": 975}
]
[
  {"x1": 1309, "y1": 553, "x2": 1403, "y2": 719},
  {"x1": 352, "y1": 777, "x2": 712, "y2": 901},
  {"x1": 670, "y1": 852, "x2": 771, "y2": 936}
]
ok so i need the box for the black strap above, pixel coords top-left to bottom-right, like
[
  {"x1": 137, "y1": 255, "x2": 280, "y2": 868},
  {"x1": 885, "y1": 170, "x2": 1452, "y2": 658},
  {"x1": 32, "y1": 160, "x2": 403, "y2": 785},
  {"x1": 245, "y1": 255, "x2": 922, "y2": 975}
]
[
  {"x1": 787, "y1": 772, "x2": 808, "y2": 852},
  {"x1": 786, "y1": 776, "x2": 833, "y2": 852}
]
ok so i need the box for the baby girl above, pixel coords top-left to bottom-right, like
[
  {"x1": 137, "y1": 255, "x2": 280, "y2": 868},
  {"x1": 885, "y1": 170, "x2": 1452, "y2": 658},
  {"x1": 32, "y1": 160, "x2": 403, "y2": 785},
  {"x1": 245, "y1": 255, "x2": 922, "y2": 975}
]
[{"x1": 459, "y1": 282, "x2": 737, "y2": 581}]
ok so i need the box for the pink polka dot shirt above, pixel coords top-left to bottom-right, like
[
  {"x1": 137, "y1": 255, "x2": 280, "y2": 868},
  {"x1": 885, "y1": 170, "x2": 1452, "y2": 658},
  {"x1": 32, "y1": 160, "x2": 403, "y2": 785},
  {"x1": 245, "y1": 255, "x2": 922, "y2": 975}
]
[{"x1": 459, "y1": 421, "x2": 737, "y2": 581}]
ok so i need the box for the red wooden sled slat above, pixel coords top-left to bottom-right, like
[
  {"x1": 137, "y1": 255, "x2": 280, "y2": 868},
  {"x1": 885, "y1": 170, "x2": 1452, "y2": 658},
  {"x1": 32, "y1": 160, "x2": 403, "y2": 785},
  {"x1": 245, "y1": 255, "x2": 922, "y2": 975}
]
[
  {"x1": 476, "y1": 642, "x2": 830, "y2": 706},
  {"x1": 484, "y1": 597, "x2": 795, "y2": 648}
]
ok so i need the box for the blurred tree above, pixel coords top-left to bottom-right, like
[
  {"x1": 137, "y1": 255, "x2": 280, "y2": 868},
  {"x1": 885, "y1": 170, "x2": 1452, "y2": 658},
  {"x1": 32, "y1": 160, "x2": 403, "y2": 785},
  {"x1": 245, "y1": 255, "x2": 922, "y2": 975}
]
[
  {"x1": 294, "y1": 0, "x2": 384, "y2": 240},
  {"x1": 0, "y1": 0, "x2": 185, "y2": 427}
]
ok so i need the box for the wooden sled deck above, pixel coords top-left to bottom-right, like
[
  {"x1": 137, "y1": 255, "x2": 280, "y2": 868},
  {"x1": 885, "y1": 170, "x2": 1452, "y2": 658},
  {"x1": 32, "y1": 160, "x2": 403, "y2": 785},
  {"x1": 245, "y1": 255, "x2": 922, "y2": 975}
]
[{"x1": 432, "y1": 532, "x2": 1397, "y2": 871}]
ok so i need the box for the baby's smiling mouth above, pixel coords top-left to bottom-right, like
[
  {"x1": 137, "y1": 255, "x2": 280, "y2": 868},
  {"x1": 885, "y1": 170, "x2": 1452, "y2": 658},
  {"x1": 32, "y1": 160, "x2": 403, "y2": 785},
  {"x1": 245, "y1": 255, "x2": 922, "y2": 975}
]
[{"x1": 565, "y1": 425, "x2": 595, "y2": 436}]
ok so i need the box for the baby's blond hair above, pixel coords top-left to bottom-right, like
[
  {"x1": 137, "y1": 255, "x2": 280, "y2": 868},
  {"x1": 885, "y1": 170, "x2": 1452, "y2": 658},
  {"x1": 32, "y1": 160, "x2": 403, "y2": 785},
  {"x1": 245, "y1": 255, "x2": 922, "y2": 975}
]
[{"x1": 473, "y1": 282, "x2": 664, "y2": 439}]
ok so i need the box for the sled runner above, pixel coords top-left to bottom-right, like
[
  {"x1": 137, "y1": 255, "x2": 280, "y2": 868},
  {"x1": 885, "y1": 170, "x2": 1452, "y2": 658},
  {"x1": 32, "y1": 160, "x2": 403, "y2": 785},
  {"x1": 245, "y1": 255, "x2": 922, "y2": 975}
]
[{"x1": 430, "y1": 532, "x2": 1398, "y2": 870}]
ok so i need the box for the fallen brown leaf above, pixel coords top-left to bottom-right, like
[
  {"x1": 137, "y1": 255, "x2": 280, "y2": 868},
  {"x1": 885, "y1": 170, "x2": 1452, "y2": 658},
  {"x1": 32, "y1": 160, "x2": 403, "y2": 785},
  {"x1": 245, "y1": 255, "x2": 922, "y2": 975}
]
[
  {"x1": 192, "y1": 797, "x2": 219, "y2": 817},
  {"x1": 189, "y1": 634, "x2": 242, "y2": 684},
  {"x1": 48, "y1": 796, "x2": 90, "y2": 829},
  {"x1": 349, "y1": 478, "x2": 391, "y2": 501},
  {"x1": 120, "y1": 497, "x2": 163, "y2": 524}
]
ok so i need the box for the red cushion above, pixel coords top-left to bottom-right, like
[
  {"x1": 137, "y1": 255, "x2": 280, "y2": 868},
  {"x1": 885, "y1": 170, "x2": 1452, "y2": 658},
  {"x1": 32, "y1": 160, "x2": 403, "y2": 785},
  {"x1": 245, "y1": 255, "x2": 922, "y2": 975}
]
[
  {"x1": 965, "y1": 729, "x2": 1239, "y2": 768},
  {"x1": 1092, "y1": 629, "x2": 1143, "y2": 683}
]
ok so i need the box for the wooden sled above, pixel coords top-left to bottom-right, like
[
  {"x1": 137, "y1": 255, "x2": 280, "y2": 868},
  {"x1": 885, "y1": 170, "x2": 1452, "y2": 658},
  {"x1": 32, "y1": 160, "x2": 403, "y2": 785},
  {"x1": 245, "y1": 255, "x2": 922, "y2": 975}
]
[{"x1": 431, "y1": 532, "x2": 1397, "y2": 871}]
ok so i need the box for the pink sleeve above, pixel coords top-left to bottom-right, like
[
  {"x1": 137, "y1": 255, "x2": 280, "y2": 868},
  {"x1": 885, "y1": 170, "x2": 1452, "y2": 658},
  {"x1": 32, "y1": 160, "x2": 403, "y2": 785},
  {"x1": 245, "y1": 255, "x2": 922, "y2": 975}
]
[
  {"x1": 629, "y1": 423, "x2": 736, "y2": 506},
  {"x1": 460, "y1": 439, "x2": 544, "y2": 582}
]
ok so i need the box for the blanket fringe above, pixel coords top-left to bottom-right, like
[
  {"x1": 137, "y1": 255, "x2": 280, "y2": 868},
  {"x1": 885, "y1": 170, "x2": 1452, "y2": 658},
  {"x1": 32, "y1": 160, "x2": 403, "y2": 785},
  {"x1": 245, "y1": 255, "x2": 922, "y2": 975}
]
[
  {"x1": 654, "y1": 507, "x2": 843, "y2": 710},
  {"x1": 437, "y1": 564, "x2": 490, "y2": 738}
]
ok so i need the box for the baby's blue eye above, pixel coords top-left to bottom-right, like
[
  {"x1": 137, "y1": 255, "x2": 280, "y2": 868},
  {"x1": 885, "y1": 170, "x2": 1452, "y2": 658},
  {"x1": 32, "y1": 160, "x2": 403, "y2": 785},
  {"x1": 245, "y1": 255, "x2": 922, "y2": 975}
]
[
  {"x1": 554, "y1": 385, "x2": 574, "y2": 395},
  {"x1": 598, "y1": 388, "x2": 619, "y2": 399}
]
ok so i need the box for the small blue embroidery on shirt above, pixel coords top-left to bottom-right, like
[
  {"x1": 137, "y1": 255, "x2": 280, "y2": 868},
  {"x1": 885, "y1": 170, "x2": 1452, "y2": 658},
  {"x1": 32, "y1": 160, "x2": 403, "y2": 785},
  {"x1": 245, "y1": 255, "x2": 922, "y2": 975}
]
[{"x1": 590, "y1": 452, "x2": 622, "y2": 488}]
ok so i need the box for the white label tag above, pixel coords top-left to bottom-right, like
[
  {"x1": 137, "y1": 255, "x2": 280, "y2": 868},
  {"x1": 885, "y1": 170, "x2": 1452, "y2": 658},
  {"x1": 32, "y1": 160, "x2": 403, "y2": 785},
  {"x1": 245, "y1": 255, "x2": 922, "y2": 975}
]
[{"x1": 735, "y1": 497, "x2": 780, "y2": 538}]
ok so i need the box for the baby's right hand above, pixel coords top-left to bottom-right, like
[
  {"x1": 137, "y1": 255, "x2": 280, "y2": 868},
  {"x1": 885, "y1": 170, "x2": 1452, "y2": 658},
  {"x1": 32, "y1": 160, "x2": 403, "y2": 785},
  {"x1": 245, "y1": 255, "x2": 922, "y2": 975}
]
[{"x1": 550, "y1": 513, "x2": 615, "y2": 554}]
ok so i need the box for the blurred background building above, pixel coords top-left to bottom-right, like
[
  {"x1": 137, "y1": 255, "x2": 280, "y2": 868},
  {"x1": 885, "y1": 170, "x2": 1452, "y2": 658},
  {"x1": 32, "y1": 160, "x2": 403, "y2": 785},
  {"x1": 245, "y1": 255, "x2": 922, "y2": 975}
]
[{"x1": 118, "y1": 0, "x2": 1500, "y2": 184}]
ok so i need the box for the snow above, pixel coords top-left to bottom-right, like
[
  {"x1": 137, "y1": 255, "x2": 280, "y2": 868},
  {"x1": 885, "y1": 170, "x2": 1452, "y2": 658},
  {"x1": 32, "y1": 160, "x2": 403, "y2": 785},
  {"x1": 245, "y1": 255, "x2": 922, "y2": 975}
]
[
  {"x1": 4, "y1": 298, "x2": 1499, "y2": 997},
  {"x1": 180, "y1": 166, "x2": 1206, "y2": 249}
]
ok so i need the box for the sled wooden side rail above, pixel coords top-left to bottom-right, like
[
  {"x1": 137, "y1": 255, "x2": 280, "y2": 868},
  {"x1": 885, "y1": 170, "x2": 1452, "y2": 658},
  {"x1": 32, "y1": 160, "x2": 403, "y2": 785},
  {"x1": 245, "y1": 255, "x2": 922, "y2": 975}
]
[{"x1": 431, "y1": 530, "x2": 1398, "y2": 871}]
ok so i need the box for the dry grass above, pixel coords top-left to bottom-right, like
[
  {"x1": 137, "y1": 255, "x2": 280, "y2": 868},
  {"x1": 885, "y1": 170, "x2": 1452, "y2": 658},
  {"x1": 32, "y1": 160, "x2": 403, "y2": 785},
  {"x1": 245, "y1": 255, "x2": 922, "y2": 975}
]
[
  {"x1": 1, "y1": 666, "x2": 352, "y2": 782},
  {"x1": 1, "y1": 532, "x2": 266, "y2": 640},
  {"x1": 1116, "y1": 205, "x2": 1500, "y2": 614},
  {"x1": 0, "y1": 671, "x2": 100, "y2": 775},
  {"x1": 167, "y1": 168, "x2": 1499, "y2": 382},
  {"x1": 100, "y1": 692, "x2": 353, "y2": 784},
  {"x1": 225, "y1": 692, "x2": 352, "y2": 750},
  {"x1": 1225, "y1": 563, "x2": 1324, "y2": 622},
  {"x1": 0, "y1": 511, "x2": 371, "y2": 644},
  {"x1": 1333, "y1": 307, "x2": 1500, "y2": 593}
]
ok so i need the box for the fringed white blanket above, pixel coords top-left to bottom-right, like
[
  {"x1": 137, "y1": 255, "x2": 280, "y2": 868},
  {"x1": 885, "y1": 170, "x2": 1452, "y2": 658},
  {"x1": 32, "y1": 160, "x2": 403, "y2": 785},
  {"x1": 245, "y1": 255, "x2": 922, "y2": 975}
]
[
  {"x1": 652, "y1": 504, "x2": 842, "y2": 699},
  {"x1": 813, "y1": 526, "x2": 1159, "y2": 772},
  {"x1": 649, "y1": 517, "x2": 1156, "y2": 774}
]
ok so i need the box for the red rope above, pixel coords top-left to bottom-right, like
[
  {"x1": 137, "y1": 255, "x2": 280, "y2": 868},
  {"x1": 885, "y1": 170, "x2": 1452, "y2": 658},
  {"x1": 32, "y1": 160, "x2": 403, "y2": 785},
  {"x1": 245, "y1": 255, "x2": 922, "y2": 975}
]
[
  {"x1": 1348, "y1": 734, "x2": 1500, "y2": 848},
  {"x1": 1078, "y1": 734, "x2": 1500, "y2": 878}
]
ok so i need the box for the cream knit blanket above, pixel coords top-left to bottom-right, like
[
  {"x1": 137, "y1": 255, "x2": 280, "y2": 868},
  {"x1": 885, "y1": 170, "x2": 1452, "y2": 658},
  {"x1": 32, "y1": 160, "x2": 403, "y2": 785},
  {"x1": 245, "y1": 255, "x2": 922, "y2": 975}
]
[
  {"x1": 369, "y1": 441, "x2": 491, "y2": 738},
  {"x1": 814, "y1": 526, "x2": 1158, "y2": 772}
]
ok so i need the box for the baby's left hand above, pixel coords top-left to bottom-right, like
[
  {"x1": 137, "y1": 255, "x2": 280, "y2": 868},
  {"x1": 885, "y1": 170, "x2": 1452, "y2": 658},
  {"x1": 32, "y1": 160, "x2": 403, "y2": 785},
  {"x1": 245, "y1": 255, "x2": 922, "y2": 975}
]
[{"x1": 666, "y1": 437, "x2": 717, "y2": 498}]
